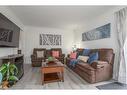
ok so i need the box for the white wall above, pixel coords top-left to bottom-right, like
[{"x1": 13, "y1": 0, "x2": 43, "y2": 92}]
[
  {"x1": 0, "y1": 6, "x2": 24, "y2": 58},
  {"x1": 73, "y1": 7, "x2": 124, "y2": 80},
  {"x1": 23, "y1": 26, "x2": 74, "y2": 63},
  {"x1": 82, "y1": 13, "x2": 118, "y2": 50}
]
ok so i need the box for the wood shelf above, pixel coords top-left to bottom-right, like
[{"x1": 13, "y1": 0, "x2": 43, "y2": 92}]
[{"x1": 44, "y1": 73, "x2": 61, "y2": 83}]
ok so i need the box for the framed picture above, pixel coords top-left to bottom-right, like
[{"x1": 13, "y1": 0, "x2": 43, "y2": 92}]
[
  {"x1": 82, "y1": 23, "x2": 111, "y2": 41},
  {"x1": 40, "y1": 34, "x2": 61, "y2": 46}
]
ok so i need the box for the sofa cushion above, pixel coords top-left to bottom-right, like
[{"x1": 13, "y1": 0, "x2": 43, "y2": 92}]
[
  {"x1": 88, "y1": 52, "x2": 99, "y2": 64},
  {"x1": 77, "y1": 56, "x2": 89, "y2": 63},
  {"x1": 77, "y1": 62, "x2": 95, "y2": 71}
]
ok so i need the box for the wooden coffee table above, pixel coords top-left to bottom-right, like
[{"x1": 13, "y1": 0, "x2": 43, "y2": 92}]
[{"x1": 41, "y1": 61, "x2": 64, "y2": 85}]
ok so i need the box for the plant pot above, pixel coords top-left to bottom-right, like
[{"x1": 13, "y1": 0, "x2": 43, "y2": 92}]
[
  {"x1": 8, "y1": 80, "x2": 15, "y2": 86},
  {"x1": 2, "y1": 81, "x2": 9, "y2": 89}
]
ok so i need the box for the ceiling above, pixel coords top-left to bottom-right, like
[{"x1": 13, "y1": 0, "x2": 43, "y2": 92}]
[{"x1": 9, "y1": 6, "x2": 116, "y2": 30}]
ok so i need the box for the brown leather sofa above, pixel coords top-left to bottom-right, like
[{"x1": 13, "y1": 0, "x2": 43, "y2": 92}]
[
  {"x1": 66, "y1": 48, "x2": 115, "y2": 83},
  {"x1": 31, "y1": 48, "x2": 65, "y2": 67}
]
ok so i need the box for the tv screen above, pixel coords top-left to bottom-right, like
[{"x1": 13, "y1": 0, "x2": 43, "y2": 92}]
[{"x1": 0, "y1": 13, "x2": 20, "y2": 47}]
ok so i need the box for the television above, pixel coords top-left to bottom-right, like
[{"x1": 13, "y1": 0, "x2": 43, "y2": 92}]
[{"x1": 0, "y1": 13, "x2": 20, "y2": 47}]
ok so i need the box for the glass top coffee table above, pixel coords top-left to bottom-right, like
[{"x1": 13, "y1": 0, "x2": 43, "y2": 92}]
[{"x1": 41, "y1": 60, "x2": 64, "y2": 85}]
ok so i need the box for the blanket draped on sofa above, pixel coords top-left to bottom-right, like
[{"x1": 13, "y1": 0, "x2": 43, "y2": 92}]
[{"x1": 69, "y1": 59, "x2": 79, "y2": 67}]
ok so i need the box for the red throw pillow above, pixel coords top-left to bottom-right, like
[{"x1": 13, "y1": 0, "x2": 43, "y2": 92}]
[
  {"x1": 70, "y1": 52, "x2": 77, "y2": 59},
  {"x1": 52, "y1": 51, "x2": 60, "y2": 58}
]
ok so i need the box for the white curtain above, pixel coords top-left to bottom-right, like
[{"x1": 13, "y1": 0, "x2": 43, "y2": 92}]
[{"x1": 115, "y1": 7, "x2": 127, "y2": 84}]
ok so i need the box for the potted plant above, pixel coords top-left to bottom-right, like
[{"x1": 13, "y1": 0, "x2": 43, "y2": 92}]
[
  {"x1": 0, "y1": 62, "x2": 19, "y2": 89},
  {"x1": 48, "y1": 56, "x2": 55, "y2": 63}
]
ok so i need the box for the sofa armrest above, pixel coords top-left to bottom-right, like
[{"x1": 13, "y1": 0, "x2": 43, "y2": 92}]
[
  {"x1": 57, "y1": 54, "x2": 65, "y2": 59},
  {"x1": 66, "y1": 57, "x2": 72, "y2": 65},
  {"x1": 66, "y1": 56, "x2": 75, "y2": 61},
  {"x1": 67, "y1": 54, "x2": 70, "y2": 58},
  {"x1": 61, "y1": 54, "x2": 65, "y2": 58},
  {"x1": 90, "y1": 61, "x2": 108, "y2": 69}
]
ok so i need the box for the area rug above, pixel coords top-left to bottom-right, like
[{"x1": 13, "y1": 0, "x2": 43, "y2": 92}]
[{"x1": 96, "y1": 82, "x2": 127, "y2": 90}]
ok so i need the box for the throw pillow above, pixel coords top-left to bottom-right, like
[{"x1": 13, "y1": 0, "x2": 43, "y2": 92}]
[
  {"x1": 70, "y1": 52, "x2": 77, "y2": 59},
  {"x1": 52, "y1": 51, "x2": 60, "y2": 58},
  {"x1": 88, "y1": 52, "x2": 99, "y2": 64},
  {"x1": 82, "y1": 49, "x2": 91, "y2": 56},
  {"x1": 36, "y1": 51, "x2": 44, "y2": 58},
  {"x1": 77, "y1": 56, "x2": 89, "y2": 63}
]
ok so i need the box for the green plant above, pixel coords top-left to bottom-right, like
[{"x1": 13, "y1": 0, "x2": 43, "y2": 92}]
[
  {"x1": 0, "y1": 62, "x2": 19, "y2": 85},
  {"x1": 48, "y1": 56, "x2": 54, "y2": 62}
]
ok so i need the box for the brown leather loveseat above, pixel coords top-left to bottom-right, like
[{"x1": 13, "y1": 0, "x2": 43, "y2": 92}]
[
  {"x1": 66, "y1": 48, "x2": 115, "y2": 83},
  {"x1": 31, "y1": 48, "x2": 65, "y2": 67}
]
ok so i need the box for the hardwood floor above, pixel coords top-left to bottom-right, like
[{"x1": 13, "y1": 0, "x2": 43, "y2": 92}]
[{"x1": 10, "y1": 64, "x2": 115, "y2": 89}]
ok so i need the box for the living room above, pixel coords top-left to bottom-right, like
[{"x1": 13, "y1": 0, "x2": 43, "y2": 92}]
[{"x1": 0, "y1": 0, "x2": 127, "y2": 94}]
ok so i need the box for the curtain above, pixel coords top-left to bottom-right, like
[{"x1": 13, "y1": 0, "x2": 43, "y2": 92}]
[{"x1": 115, "y1": 7, "x2": 127, "y2": 84}]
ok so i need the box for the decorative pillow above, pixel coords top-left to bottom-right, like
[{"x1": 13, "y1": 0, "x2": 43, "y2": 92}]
[
  {"x1": 52, "y1": 51, "x2": 60, "y2": 58},
  {"x1": 36, "y1": 51, "x2": 44, "y2": 58},
  {"x1": 82, "y1": 49, "x2": 91, "y2": 56},
  {"x1": 70, "y1": 52, "x2": 77, "y2": 59},
  {"x1": 77, "y1": 56, "x2": 89, "y2": 63},
  {"x1": 88, "y1": 52, "x2": 99, "y2": 64}
]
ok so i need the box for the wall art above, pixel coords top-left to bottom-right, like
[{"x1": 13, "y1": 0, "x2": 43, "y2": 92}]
[
  {"x1": 0, "y1": 28, "x2": 13, "y2": 42},
  {"x1": 40, "y1": 34, "x2": 61, "y2": 45},
  {"x1": 82, "y1": 23, "x2": 111, "y2": 41}
]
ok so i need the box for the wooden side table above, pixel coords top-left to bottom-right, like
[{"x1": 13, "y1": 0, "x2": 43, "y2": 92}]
[{"x1": 41, "y1": 61, "x2": 64, "y2": 85}]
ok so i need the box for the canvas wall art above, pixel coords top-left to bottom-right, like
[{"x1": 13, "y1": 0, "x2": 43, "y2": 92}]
[
  {"x1": 0, "y1": 28, "x2": 13, "y2": 42},
  {"x1": 40, "y1": 34, "x2": 61, "y2": 45},
  {"x1": 82, "y1": 23, "x2": 111, "y2": 41}
]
